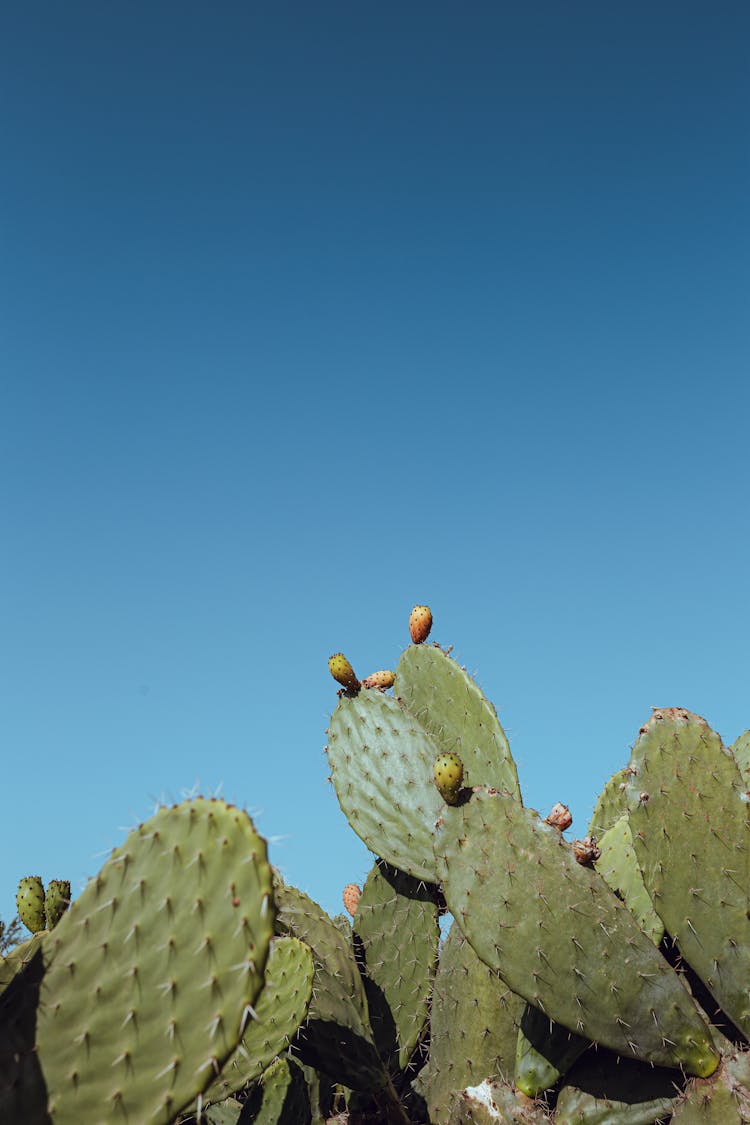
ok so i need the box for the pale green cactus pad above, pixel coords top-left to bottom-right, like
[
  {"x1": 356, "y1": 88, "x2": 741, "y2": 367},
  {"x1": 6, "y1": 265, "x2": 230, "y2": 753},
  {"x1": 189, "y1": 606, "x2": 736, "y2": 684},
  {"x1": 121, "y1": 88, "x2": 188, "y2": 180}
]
[
  {"x1": 434, "y1": 787, "x2": 719, "y2": 1075},
  {"x1": 625, "y1": 709, "x2": 750, "y2": 1037},
  {"x1": 395, "y1": 644, "x2": 522, "y2": 802},
  {"x1": 0, "y1": 798, "x2": 275, "y2": 1125}
]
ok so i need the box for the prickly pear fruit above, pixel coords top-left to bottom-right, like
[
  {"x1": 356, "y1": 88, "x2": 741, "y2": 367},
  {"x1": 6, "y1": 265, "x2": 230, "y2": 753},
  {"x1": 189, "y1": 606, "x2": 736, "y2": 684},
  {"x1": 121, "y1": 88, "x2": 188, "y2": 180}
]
[
  {"x1": 409, "y1": 604, "x2": 433, "y2": 644},
  {"x1": 572, "y1": 836, "x2": 601, "y2": 865},
  {"x1": 545, "y1": 803, "x2": 572, "y2": 831},
  {"x1": 361, "y1": 669, "x2": 396, "y2": 691},
  {"x1": 343, "y1": 883, "x2": 361, "y2": 917},
  {"x1": 44, "y1": 879, "x2": 71, "y2": 930},
  {"x1": 16, "y1": 875, "x2": 46, "y2": 934},
  {"x1": 328, "y1": 653, "x2": 360, "y2": 693},
  {"x1": 434, "y1": 753, "x2": 464, "y2": 805}
]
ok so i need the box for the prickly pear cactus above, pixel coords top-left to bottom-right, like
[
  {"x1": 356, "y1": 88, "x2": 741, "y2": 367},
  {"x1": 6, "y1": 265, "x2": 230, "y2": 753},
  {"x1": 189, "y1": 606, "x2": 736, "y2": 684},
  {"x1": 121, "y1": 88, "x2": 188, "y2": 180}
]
[
  {"x1": 624, "y1": 709, "x2": 750, "y2": 1038},
  {"x1": 0, "y1": 799, "x2": 275, "y2": 1125}
]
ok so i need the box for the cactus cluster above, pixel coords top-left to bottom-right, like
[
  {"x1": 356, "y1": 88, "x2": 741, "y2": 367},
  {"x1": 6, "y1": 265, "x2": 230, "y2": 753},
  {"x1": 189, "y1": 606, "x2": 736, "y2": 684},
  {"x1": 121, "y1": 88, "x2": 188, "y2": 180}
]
[{"x1": 0, "y1": 602, "x2": 748, "y2": 1123}]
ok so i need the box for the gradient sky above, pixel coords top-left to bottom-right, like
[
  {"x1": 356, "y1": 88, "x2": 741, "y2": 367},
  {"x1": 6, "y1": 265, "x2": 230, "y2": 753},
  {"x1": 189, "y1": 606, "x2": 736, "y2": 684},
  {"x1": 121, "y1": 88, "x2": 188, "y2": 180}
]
[{"x1": 2, "y1": 2, "x2": 748, "y2": 927}]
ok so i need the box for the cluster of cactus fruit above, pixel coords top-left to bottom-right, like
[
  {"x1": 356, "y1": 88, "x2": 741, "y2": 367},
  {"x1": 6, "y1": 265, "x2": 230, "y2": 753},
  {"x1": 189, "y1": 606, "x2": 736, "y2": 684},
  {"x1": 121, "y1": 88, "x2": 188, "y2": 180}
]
[{"x1": 2, "y1": 607, "x2": 750, "y2": 1123}]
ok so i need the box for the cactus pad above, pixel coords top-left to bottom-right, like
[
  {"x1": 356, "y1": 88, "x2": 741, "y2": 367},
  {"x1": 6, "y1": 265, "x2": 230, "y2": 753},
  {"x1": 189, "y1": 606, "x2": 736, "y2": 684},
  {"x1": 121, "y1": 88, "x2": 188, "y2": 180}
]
[
  {"x1": 0, "y1": 798, "x2": 275, "y2": 1124},
  {"x1": 625, "y1": 709, "x2": 750, "y2": 1037},
  {"x1": 434, "y1": 787, "x2": 719, "y2": 1075}
]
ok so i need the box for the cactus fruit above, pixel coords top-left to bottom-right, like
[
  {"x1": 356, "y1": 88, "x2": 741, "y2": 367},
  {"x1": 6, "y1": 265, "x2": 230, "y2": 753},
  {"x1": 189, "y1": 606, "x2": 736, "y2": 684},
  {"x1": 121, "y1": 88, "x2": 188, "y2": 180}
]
[
  {"x1": 328, "y1": 652, "x2": 360, "y2": 693},
  {"x1": 544, "y1": 803, "x2": 572, "y2": 831},
  {"x1": 361, "y1": 669, "x2": 396, "y2": 691},
  {"x1": 16, "y1": 876, "x2": 45, "y2": 935},
  {"x1": 433, "y1": 753, "x2": 464, "y2": 805},
  {"x1": 409, "y1": 604, "x2": 432, "y2": 644},
  {"x1": 44, "y1": 880, "x2": 70, "y2": 930},
  {"x1": 571, "y1": 835, "x2": 600, "y2": 865},
  {"x1": 342, "y1": 883, "x2": 361, "y2": 917}
]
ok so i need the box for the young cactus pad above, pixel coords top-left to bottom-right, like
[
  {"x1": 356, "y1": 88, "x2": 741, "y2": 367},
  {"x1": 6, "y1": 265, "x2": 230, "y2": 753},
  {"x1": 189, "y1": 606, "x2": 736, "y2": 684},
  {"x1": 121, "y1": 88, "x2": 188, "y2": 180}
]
[{"x1": 0, "y1": 799, "x2": 275, "y2": 1125}]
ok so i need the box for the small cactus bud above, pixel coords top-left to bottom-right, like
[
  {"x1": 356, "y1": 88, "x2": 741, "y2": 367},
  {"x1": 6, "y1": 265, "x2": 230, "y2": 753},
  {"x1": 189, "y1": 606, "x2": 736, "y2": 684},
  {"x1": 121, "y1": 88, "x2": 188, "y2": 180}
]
[
  {"x1": 17, "y1": 876, "x2": 46, "y2": 935},
  {"x1": 433, "y1": 752, "x2": 464, "y2": 805},
  {"x1": 409, "y1": 604, "x2": 433, "y2": 644},
  {"x1": 545, "y1": 803, "x2": 572, "y2": 831},
  {"x1": 361, "y1": 669, "x2": 396, "y2": 691},
  {"x1": 328, "y1": 653, "x2": 360, "y2": 693},
  {"x1": 572, "y1": 836, "x2": 601, "y2": 866},
  {"x1": 342, "y1": 883, "x2": 361, "y2": 917},
  {"x1": 45, "y1": 879, "x2": 71, "y2": 930}
]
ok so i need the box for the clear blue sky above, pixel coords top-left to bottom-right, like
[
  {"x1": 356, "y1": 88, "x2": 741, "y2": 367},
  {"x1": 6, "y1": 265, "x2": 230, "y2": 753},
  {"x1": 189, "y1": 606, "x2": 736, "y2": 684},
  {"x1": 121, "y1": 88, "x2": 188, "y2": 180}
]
[{"x1": 2, "y1": 2, "x2": 748, "y2": 925}]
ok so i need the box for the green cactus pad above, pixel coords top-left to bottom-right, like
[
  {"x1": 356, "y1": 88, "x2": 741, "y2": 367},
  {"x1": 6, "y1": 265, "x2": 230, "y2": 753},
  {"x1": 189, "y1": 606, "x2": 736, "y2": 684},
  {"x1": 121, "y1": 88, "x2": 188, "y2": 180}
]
[
  {"x1": 588, "y1": 768, "x2": 631, "y2": 838},
  {"x1": 396, "y1": 644, "x2": 522, "y2": 802},
  {"x1": 731, "y1": 729, "x2": 750, "y2": 787},
  {"x1": 327, "y1": 690, "x2": 445, "y2": 881},
  {"x1": 240, "y1": 1056, "x2": 312, "y2": 1124},
  {"x1": 273, "y1": 881, "x2": 387, "y2": 1093},
  {"x1": 0, "y1": 798, "x2": 275, "y2": 1125},
  {"x1": 515, "y1": 1004, "x2": 589, "y2": 1098},
  {"x1": 594, "y1": 816, "x2": 664, "y2": 946},
  {"x1": 555, "y1": 1048, "x2": 680, "y2": 1125},
  {"x1": 671, "y1": 1050, "x2": 750, "y2": 1123},
  {"x1": 353, "y1": 859, "x2": 439, "y2": 1072},
  {"x1": 447, "y1": 1078, "x2": 551, "y2": 1124},
  {"x1": 204, "y1": 1097, "x2": 243, "y2": 1125},
  {"x1": 421, "y1": 920, "x2": 523, "y2": 1124},
  {"x1": 44, "y1": 880, "x2": 70, "y2": 931},
  {"x1": 624, "y1": 709, "x2": 750, "y2": 1037},
  {"x1": 200, "y1": 936, "x2": 314, "y2": 1108},
  {"x1": 434, "y1": 787, "x2": 719, "y2": 1075},
  {"x1": 16, "y1": 877, "x2": 45, "y2": 935}
]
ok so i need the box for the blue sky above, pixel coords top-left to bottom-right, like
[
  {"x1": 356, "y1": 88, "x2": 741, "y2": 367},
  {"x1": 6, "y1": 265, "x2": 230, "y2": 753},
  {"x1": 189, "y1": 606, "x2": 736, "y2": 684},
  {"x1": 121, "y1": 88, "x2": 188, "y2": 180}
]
[{"x1": 2, "y1": 2, "x2": 748, "y2": 926}]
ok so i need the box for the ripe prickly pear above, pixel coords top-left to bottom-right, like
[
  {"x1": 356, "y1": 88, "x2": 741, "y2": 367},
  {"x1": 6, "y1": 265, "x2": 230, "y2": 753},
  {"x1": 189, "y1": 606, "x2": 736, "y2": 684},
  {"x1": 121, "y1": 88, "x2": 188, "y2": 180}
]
[
  {"x1": 433, "y1": 752, "x2": 464, "y2": 805},
  {"x1": 409, "y1": 604, "x2": 433, "y2": 644},
  {"x1": 361, "y1": 669, "x2": 396, "y2": 691},
  {"x1": 545, "y1": 802, "x2": 572, "y2": 831},
  {"x1": 342, "y1": 883, "x2": 361, "y2": 917},
  {"x1": 572, "y1": 836, "x2": 601, "y2": 865},
  {"x1": 17, "y1": 875, "x2": 46, "y2": 934},
  {"x1": 45, "y1": 879, "x2": 71, "y2": 929},
  {"x1": 328, "y1": 653, "x2": 360, "y2": 693}
]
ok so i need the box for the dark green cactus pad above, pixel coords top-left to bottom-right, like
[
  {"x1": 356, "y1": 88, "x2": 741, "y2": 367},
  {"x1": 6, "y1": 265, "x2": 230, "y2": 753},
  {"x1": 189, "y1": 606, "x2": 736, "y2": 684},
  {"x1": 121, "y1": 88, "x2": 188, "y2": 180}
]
[
  {"x1": 327, "y1": 690, "x2": 445, "y2": 881},
  {"x1": 434, "y1": 788, "x2": 719, "y2": 1075},
  {"x1": 396, "y1": 644, "x2": 522, "y2": 802},
  {"x1": 353, "y1": 859, "x2": 439, "y2": 1072},
  {"x1": 421, "y1": 919, "x2": 523, "y2": 1124},
  {"x1": 594, "y1": 816, "x2": 664, "y2": 947},
  {"x1": 43, "y1": 881, "x2": 70, "y2": 931},
  {"x1": 200, "y1": 936, "x2": 314, "y2": 1108},
  {"x1": 447, "y1": 1078, "x2": 551, "y2": 1124},
  {"x1": 273, "y1": 881, "x2": 387, "y2": 1093},
  {"x1": 0, "y1": 799, "x2": 275, "y2": 1125},
  {"x1": 731, "y1": 729, "x2": 750, "y2": 787},
  {"x1": 515, "y1": 1004, "x2": 588, "y2": 1098},
  {"x1": 588, "y1": 768, "x2": 631, "y2": 838},
  {"x1": 624, "y1": 709, "x2": 750, "y2": 1037},
  {"x1": 239, "y1": 1057, "x2": 312, "y2": 1124},
  {"x1": 16, "y1": 877, "x2": 45, "y2": 935},
  {"x1": 555, "y1": 1047, "x2": 680, "y2": 1124}
]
